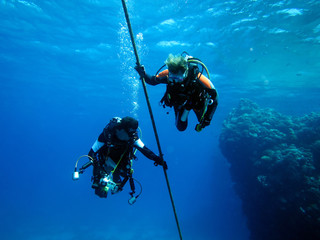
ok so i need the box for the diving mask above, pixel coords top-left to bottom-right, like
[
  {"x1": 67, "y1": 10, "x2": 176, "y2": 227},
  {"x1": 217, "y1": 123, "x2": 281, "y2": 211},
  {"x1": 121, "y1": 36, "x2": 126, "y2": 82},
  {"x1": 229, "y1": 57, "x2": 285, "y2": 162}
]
[{"x1": 168, "y1": 70, "x2": 187, "y2": 83}]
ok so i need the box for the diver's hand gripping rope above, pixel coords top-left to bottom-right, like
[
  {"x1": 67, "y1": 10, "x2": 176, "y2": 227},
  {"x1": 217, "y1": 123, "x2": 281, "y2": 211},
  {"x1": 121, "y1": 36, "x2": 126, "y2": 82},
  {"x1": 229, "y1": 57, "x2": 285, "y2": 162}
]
[{"x1": 121, "y1": 1, "x2": 183, "y2": 239}]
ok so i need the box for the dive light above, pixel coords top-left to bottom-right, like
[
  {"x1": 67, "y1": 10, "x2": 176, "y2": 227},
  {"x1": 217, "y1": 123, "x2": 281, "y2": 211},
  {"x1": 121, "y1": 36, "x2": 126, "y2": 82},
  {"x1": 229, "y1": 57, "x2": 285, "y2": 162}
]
[
  {"x1": 128, "y1": 196, "x2": 137, "y2": 205},
  {"x1": 127, "y1": 178, "x2": 142, "y2": 205},
  {"x1": 72, "y1": 155, "x2": 94, "y2": 181},
  {"x1": 73, "y1": 168, "x2": 80, "y2": 180}
]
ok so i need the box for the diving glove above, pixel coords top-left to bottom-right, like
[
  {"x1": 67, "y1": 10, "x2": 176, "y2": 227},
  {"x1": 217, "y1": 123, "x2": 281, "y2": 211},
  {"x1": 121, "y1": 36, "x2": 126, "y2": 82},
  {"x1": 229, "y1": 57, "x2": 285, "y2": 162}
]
[
  {"x1": 134, "y1": 65, "x2": 146, "y2": 79},
  {"x1": 154, "y1": 156, "x2": 168, "y2": 170}
]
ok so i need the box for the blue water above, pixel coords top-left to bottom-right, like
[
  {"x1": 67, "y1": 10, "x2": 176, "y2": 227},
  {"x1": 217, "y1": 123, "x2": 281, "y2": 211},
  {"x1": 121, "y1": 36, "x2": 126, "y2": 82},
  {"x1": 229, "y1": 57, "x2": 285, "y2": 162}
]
[{"x1": 1, "y1": 0, "x2": 319, "y2": 239}]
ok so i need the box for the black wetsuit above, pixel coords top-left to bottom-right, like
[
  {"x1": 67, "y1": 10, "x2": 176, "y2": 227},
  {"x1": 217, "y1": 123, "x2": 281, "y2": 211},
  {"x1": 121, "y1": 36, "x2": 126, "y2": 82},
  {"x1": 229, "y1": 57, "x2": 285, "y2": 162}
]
[{"x1": 88, "y1": 118, "x2": 160, "y2": 197}]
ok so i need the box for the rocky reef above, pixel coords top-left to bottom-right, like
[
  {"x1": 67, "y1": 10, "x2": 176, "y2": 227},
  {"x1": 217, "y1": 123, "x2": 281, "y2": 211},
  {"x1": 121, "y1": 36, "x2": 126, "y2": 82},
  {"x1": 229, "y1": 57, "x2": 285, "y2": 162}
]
[{"x1": 219, "y1": 99, "x2": 320, "y2": 240}]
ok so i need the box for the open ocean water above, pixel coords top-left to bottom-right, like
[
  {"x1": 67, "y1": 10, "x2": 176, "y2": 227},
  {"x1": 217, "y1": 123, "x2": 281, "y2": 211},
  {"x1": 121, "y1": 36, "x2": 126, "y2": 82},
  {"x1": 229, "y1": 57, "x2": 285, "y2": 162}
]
[{"x1": 0, "y1": 0, "x2": 319, "y2": 239}]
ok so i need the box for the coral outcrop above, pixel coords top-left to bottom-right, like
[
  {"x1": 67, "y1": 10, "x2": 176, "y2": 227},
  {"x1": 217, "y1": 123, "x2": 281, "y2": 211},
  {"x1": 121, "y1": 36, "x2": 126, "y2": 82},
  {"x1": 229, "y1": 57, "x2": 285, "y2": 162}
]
[{"x1": 219, "y1": 99, "x2": 320, "y2": 240}]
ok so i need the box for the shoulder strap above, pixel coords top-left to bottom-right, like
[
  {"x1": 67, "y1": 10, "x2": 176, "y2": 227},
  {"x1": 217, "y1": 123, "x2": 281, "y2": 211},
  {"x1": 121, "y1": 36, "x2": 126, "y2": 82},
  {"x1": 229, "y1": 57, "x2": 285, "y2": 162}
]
[
  {"x1": 187, "y1": 62, "x2": 199, "y2": 80},
  {"x1": 103, "y1": 117, "x2": 122, "y2": 145}
]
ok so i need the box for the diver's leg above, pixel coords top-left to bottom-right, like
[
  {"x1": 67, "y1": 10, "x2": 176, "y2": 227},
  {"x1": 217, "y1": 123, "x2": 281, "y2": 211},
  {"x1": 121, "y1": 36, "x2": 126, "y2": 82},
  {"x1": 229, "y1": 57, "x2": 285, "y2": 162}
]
[
  {"x1": 92, "y1": 157, "x2": 113, "y2": 198},
  {"x1": 174, "y1": 106, "x2": 189, "y2": 131},
  {"x1": 92, "y1": 163, "x2": 108, "y2": 198},
  {"x1": 112, "y1": 171, "x2": 121, "y2": 184},
  {"x1": 94, "y1": 187, "x2": 108, "y2": 198},
  {"x1": 92, "y1": 162, "x2": 102, "y2": 189},
  {"x1": 92, "y1": 154, "x2": 109, "y2": 189}
]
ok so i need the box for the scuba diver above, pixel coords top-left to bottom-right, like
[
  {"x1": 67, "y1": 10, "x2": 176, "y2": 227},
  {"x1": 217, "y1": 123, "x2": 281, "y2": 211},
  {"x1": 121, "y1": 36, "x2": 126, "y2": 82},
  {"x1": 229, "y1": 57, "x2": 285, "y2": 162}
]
[
  {"x1": 135, "y1": 52, "x2": 218, "y2": 132},
  {"x1": 73, "y1": 116, "x2": 166, "y2": 200}
]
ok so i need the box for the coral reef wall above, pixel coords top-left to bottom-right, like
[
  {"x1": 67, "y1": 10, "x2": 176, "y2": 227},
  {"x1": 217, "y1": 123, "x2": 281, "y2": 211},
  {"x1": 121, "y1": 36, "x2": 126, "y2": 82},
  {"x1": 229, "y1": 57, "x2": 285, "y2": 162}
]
[{"x1": 219, "y1": 99, "x2": 320, "y2": 240}]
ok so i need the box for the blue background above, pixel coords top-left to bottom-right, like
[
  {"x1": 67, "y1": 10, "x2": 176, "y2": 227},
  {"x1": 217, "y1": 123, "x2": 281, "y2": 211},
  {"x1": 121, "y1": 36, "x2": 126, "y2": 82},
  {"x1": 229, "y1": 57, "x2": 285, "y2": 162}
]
[{"x1": 0, "y1": 0, "x2": 319, "y2": 239}]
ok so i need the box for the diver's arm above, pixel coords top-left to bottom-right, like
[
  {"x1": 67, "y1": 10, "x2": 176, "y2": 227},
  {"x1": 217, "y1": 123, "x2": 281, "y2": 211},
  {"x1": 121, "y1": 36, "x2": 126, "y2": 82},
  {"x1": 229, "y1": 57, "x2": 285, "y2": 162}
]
[
  {"x1": 135, "y1": 65, "x2": 168, "y2": 85},
  {"x1": 197, "y1": 74, "x2": 218, "y2": 105},
  {"x1": 88, "y1": 140, "x2": 104, "y2": 156},
  {"x1": 133, "y1": 139, "x2": 167, "y2": 169},
  {"x1": 197, "y1": 74, "x2": 219, "y2": 126},
  {"x1": 82, "y1": 139, "x2": 105, "y2": 171},
  {"x1": 85, "y1": 138, "x2": 105, "y2": 171},
  {"x1": 208, "y1": 87, "x2": 218, "y2": 101},
  {"x1": 202, "y1": 89, "x2": 219, "y2": 127},
  {"x1": 144, "y1": 74, "x2": 168, "y2": 86},
  {"x1": 198, "y1": 74, "x2": 215, "y2": 90},
  {"x1": 144, "y1": 74, "x2": 162, "y2": 85},
  {"x1": 203, "y1": 97, "x2": 218, "y2": 125},
  {"x1": 133, "y1": 139, "x2": 158, "y2": 160},
  {"x1": 88, "y1": 132, "x2": 106, "y2": 160}
]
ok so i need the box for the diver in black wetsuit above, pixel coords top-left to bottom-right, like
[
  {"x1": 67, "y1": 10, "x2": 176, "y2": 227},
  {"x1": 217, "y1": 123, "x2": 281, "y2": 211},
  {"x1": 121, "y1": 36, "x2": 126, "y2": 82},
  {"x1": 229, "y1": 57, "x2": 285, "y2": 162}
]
[{"x1": 87, "y1": 116, "x2": 166, "y2": 198}]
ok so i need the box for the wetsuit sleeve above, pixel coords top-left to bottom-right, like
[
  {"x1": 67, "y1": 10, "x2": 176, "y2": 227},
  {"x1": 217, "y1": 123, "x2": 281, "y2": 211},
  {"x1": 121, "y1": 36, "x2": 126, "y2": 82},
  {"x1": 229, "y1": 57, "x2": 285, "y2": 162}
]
[
  {"x1": 204, "y1": 86, "x2": 219, "y2": 126},
  {"x1": 198, "y1": 74, "x2": 215, "y2": 90},
  {"x1": 197, "y1": 74, "x2": 217, "y2": 100},
  {"x1": 144, "y1": 69, "x2": 169, "y2": 86},
  {"x1": 133, "y1": 138, "x2": 160, "y2": 161},
  {"x1": 197, "y1": 74, "x2": 219, "y2": 125},
  {"x1": 207, "y1": 87, "x2": 218, "y2": 101},
  {"x1": 88, "y1": 131, "x2": 106, "y2": 160},
  {"x1": 204, "y1": 93, "x2": 218, "y2": 123}
]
